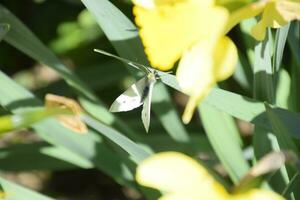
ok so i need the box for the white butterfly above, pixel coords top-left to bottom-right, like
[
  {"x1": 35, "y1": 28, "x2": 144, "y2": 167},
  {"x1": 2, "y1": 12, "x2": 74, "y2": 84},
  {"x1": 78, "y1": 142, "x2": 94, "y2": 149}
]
[{"x1": 94, "y1": 49, "x2": 158, "y2": 132}]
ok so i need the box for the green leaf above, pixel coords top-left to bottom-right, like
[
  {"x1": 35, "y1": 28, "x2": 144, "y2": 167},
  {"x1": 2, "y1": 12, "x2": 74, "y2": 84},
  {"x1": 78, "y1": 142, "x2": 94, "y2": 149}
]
[
  {"x1": 264, "y1": 105, "x2": 299, "y2": 200},
  {"x1": 152, "y1": 83, "x2": 189, "y2": 142},
  {"x1": 143, "y1": 134, "x2": 212, "y2": 154},
  {"x1": 0, "y1": 142, "x2": 79, "y2": 171},
  {"x1": 202, "y1": 88, "x2": 300, "y2": 140},
  {"x1": 288, "y1": 22, "x2": 300, "y2": 67},
  {"x1": 282, "y1": 173, "x2": 300, "y2": 198},
  {"x1": 252, "y1": 29, "x2": 275, "y2": 158},
  {"x1": 0, "y1": 177, "x2": 54, "y2": 200},
  {"x1": 276, "y1": 69, "x2": 291, "y2": 109},
  {"x1": 233, "y1": 51, "x2": 252, "y2": 91},
  {"x1": 0, "y1": 23, "x2": 9, "y2": 41},
  {"x1": 199, "y1": 103, "x2": 249, "y2": 183},
  {"x1": 82, "y1": 115, "x2": 152, "y2": 164},
  {"x1": 240, "y1": 18, "x2": 257, "y2": 66},
  {"x1": 288, "y1": 22, "x2": 300, "y2": 112},
  {"x1": 273, "y1": 24, "x2": 290, "y2": 75},
  {"x1": 272, "y1": 24, "x2": 290, "y2": 107},
  {"x1": 82, "y1": 0, "x2": 190, "y2": 142},
  {"x1": 264, "y1": 103, "x2": 299, "y2": 155},
  {"x1": 0, "y1": 108, "x2": 72, "y2": 134},
  {"x1": 253, "y1": 29, "x2": 275, "y2": 103}
]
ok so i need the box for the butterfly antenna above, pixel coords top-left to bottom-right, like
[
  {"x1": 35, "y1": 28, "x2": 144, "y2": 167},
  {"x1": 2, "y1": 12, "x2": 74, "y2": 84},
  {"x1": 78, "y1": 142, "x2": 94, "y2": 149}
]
[{"x1": 94, "y1": 49, "x2": 151, "y2": 73}]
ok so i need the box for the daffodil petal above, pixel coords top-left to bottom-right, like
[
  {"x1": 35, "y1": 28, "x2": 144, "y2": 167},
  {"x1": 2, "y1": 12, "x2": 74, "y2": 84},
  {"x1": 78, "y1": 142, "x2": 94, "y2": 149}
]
[
  {"x1": 277, "y1": 1, "x2": 300, "y2": 22},
  {"x1": 251, "y1": 1, "x2": 288, "y2": 41},
  {"x1": 154, "y1": 0, "x2": 214, "y2": 7},
  {"x1": 176, "y1": 41, "x2": 216, "y2": 123},
  {"x1": 132, "y1": 0, "x2": 155, "y2": 9},
  {"x1": 225, "y1": 1, "x2": 265, "y2": 34},
  {"x1": 251, "y1": 20, "x2": 268, "y2": 41},
  {"x1": 160, "y1": 191, "x2": 225, "y2": 200},
  {"x1": 136, "y1": 152, "x2": 228, "y2": 199},
  {"x1": 134, "y1": 2, "x2": 228, "y2": 70},
  {"x1": 214, "y1": 36, "x2": 238, "y2": 81},
  {"x1": 182, "y1": 92, "x2": 212, "y2": 124},
  {"x1": 177, "y1": 41, "x2": 215, "y2": 96},
  {"x1": 232, "y1": 189, "x2": 285, "y2": 200},
  {"x1": 159, "y1": 192, "x2": 201, "y2": 200}
]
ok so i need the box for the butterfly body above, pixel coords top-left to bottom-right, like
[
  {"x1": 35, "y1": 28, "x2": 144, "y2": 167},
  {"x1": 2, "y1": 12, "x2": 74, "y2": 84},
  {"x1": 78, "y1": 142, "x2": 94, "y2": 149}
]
[{"x1": 141, "y1": 73, "x2": 156, "y2": 132}]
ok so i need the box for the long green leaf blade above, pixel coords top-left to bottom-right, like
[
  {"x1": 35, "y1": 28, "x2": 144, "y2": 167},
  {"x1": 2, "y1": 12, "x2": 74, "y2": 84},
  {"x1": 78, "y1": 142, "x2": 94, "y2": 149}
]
[
  {"x1": 199, "y1": 104, "x2": 249, "y2": 183},
  {"x1": 82, "y1": 115, "x2": 151, "y2": 163},
  {"x1": 0, "y1": 23, "x2": 9, "y2": 41},
  {"x1": 0, "y1": 108, "x2": 71, "y2": 134},
  {"x1": 273, "y1": 24, "x2": 290, "y2": 74},
  {"x1": 0, "y1": 142, "x2": 79, "y2": 171},
  {"x1": 264, "y1": 103, "x2": 299, "y2": 154},
  {"x1": 288, "y1": 22, "x2": 300, "y2": 67},
  {"x1": 0, "y1": 177, "x2": 53, "y2": 200}
]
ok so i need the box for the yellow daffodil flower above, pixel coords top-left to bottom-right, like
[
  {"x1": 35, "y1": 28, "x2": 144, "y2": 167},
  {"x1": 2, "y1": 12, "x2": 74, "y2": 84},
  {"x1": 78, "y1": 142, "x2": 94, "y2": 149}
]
[
  {"x1": 136, "y1": 152, "x2": 285, "y2": 200},
  {"x1": 133, "y1": 0, "x2": 238, "y2": 123},
  {"x1": 133, "y1": 0, "x2": 228, "y2": 70},
  {"x1": 226, "y1": 0, "x2": 300, "y2": 40}
]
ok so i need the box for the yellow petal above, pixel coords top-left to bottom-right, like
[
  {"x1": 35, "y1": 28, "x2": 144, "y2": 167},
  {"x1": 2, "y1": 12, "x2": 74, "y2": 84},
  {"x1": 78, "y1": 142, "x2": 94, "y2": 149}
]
[
  {"x1": 154, "y1": 0, "x2": 214, "y2": 7},
  {"x1": 136, "y1": 152, "x2": 228, "y2": 199},
  {"x1": 277, "y1": 1, "x2": 300, "y2": 22},
  {"x1": 214, "y1": 36, "x2": 238, "y2": 81},
  {"x1": 225, "y1": 1, "x2": 266, "y2": 34},
  {"x1": 160, "y1": 191, "x2": 224, "y2": 200},
  {"x1": 176, "y1": 41, "x2": 216, "y2": 123},
  {"x1": 251, "y1": 1, "x2": 287, "y2": 40},
  {"x1": 134, "y1": 2, "x2": 228, "y2": 70},
  {"x1": 177, "y1": 41, "x2": 215, "y2": 96},
  {"x1": 132, "y1": 0, "x2": 155, "y2": 9},
  {"x1": 232, "y1": 189, "x2": 285, "y2": 200},
  {"x1": 159, "y1": 192, "x2": 203, "y2": 200},
  {"x1": 182, "y1": 93, "x2": 212, "y2": 124}
]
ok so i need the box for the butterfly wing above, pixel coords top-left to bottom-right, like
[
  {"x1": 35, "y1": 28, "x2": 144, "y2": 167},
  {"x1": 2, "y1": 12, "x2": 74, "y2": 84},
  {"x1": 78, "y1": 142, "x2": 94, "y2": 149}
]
[
  {"x1": 141, "y1": 76, "x2": 156, "y2": 132},
  {"x1": 110, "y1": 77, "x2": 147, "y2": 112}
]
